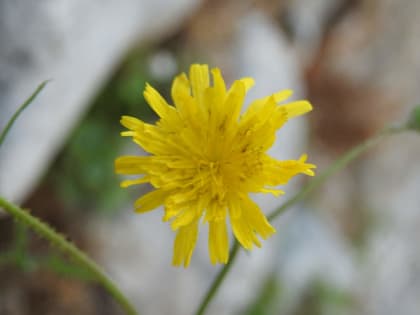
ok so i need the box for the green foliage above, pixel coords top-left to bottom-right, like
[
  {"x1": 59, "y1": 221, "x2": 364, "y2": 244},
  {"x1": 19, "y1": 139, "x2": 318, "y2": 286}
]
[
  {"x1": 241, "y1": 275, "x2": 354, "y2": 315},
  {"x1": 0, "y1": 198, "x2": 138, "y2": 314},
  {"x1": 10, "y1": 221, "x2": 37, "y2": 272},
  {"x1": 243, "y1": 274, "x2": 282, "y2": 315},
  {"x1": 0, "y1": 81, "x2": 94, "y2": 280},
  {"x1": 41, "y1": 254, "x2": 94, "y2": 280},
  {"x1": 0, "y1": 221, "x2": 90, "y2": 280},
  {"x1": 48, "y1": 50, "x2": 169, "y2": 212},
  {"x1": 52, "y1": 117, "x2": 128, "y2": 212},
  {"x1": 0, "y1": 221, "x2": 36, "y2": 272},
  {"x1": 294, "y1": 279, "x2": 354, "y2": 315},
  {"x1": 407, "y1": 105, "x2": 420, "y2": 131}
]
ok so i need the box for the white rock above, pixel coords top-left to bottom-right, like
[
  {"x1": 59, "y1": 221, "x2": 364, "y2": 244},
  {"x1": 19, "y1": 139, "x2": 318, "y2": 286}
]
[{"x1": 0, "y1": 0, "x2": 201, "y2": 203}]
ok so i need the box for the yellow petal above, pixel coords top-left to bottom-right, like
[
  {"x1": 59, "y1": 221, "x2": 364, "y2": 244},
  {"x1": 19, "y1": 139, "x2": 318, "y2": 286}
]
[
  {"x1": 281, "y1": 100, "x2": 313, "y2": 118},
  {"x1": 231, "y1": 216, "x2": 259, "y2": 250},
  {"x1": 189, "y1": 64, "x2": 209, "y2": 104},
  {"x1": 238, "y1": 77, "x2": 255, "y2": 92},
  {"x1": 115, "y1": 156, "x2": 150, "y2": 175},
  {"x1": 143, "y1": 83, "x2": 171, "y2": 118},
  {"x1": 204, "y1": 202, "x2": 226, "y2": 222},
  {"x1": 120, "y1": 177, "x2": 149, "y2": 188},
  {"x1": 120, "y1": 115, "x2": 144, "y2": 131},
  {"x1": 171, "y1": 72, "x2": 190, "y2": 103},
  {"x1": 224, "y1": 80, "x2": 246, "y2": 126},
  {"x1": 134, "y1": 189, "x2": 168, "y2": 213},
  {"x1": 260, "y1": 188, "x2": 285, "y2": 196},
  {"x1": 242, "y1": 95, "x2": 278, "y2": 125},
  {"x1": 262, "y1": 155, "x2": 316, "y2": 185},
  {"x1": 171, "y1": 73, "x2": 196, "y2": 120},
  {"x1": 171, "y1": 207, "x2": 199, "y2": 230},
  {"x1": 172, "y1": 220, "x2": 199, "y2": 267},
  {"x1": 273, "y1": 89, "x2": 293, "y2": 103},
  {"x1": 227, "y1": 197, "x2": 242, "y2": 219},
  {"x1": 209, "y1": 219, "x2": 229, "y2": 264},
  {"x1": 120, "y1": 131, "x2": 136, "y2": 137},
  {"x1": 241, "y1": 196, "x2": 276, "y2": 240},
  {"x1": 245, "y1": 89, "x2": 293, "y2": 113},
  {"x1": 211, "y1": 68, "x2": 226, "y2": 99}
]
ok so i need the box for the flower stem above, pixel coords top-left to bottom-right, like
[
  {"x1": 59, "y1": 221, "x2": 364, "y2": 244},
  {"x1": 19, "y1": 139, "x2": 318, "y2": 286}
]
[
  {"x1": 194, "y1": 125, "x2": 406, "y2": 315},
  {"x1": 194, "y1": 241, "x2": 240, "y2": 315},
  {"x1": 0, "y1": 197, "x2": 138, "y2": 315},
  {"x1": 0, "y1": 81, "x2": 49, "y2": 148},
  {"x1": 268, "y1": 125, "x2": 405, "y2": 221}
]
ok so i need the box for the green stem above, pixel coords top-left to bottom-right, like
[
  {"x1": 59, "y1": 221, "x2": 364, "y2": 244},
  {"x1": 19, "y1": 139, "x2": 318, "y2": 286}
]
[
  {"x1": 268, "y1": 125, "x2": 404, "y2": 221},
  {"x1": 194, "y1": 125, "x2": 405, "y2": 315},
  {"x1": 0, "y1": 197, "x2": 138, "y2": 315},
  {"x1": 0, "y1": 81, "x2": 49, "y2": 148},
  {"x1": 194, "y1": 241, "x2": 240, "y2": 315}
]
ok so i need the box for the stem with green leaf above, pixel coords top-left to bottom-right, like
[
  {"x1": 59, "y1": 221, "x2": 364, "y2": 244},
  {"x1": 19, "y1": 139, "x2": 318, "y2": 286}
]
[
  {"x1": 0, "y1": 197, "x2": 138, "y2": 315},
  {"x1": 0, "y1": 82, "x2": 138, "y2": 315}
]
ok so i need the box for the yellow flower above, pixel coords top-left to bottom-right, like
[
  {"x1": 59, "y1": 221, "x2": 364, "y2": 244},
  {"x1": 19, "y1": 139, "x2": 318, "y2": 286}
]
[{"x1": 115, "y1": 64, "x2": 315, "y2": 267}]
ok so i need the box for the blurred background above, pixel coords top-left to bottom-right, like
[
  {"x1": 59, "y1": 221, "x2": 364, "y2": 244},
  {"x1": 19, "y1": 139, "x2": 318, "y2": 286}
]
[{"x1": 1, "y1": 0, "x2": 420, "y2": 314}]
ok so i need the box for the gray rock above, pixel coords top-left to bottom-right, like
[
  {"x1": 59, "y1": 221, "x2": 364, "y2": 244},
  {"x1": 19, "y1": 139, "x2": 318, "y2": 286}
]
[
  {"x1": 0, "y1": 0, "x2": 201, "y2": 203},
  {"x1": 303, "y1": 0, "x2": 420, "y2": 313},
  {"x1": 360, "y1": 134, "x2": 420, "y2": 315}
]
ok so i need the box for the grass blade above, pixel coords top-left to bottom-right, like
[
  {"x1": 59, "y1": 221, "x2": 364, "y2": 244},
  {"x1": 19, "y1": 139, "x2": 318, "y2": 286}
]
[{"x1": 0, "y1": 81, "x2": 49, "y2": 148}]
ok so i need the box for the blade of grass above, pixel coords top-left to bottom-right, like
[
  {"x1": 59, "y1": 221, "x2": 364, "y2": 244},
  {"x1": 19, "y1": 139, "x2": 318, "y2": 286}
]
[{"x1": 0, "y1": 81, "x2": 49, "y2": 148}]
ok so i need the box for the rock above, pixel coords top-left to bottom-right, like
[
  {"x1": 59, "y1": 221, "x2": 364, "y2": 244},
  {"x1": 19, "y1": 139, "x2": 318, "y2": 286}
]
[
  {"x1": 360, "y1": 133, "x2": 420, "y2": 315},
  {"x1": 0, "y1": 0, "x2": 201, "y2": 204},
  {"x1": 304, "y1": 1, "x2": 420, "y2": 314},
  {"x1": 284, "y1": 0, "x2": 347, "y2": 62}
]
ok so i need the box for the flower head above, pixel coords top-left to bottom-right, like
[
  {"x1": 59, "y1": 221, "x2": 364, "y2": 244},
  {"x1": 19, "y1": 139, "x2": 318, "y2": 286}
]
[{"x1": 115, "y1": 64, "x2": 315, "y2": 267}]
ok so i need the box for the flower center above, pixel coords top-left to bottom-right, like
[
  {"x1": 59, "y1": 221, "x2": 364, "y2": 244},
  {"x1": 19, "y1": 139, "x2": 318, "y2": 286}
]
[{"x1": 196, "y1": 159, "x2": 226, "y2": 199}]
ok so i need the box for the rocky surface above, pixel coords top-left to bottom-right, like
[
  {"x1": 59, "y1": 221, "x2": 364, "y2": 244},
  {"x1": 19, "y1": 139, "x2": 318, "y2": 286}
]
[
  {"x1": 0, "y1": 0, "x2": 200, "y2": 203},
  {"x1": 305, "y1": 1, "x2": 420, "y2": 315}
]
